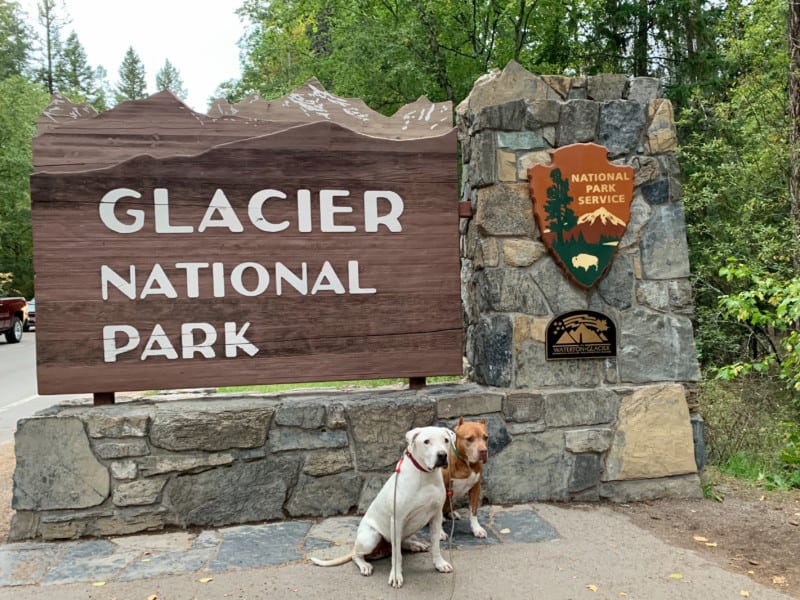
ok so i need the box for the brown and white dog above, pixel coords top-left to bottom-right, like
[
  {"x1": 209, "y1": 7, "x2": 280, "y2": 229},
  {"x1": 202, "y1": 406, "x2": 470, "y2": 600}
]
[{"x1": 442, "y1": 417, "x2": 489, "y2": 538}]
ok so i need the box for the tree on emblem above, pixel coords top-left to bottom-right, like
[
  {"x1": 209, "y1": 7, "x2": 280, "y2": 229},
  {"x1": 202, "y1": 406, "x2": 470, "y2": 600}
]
[{"x1": 544, "y1": 168, "x2": 576, "y2": 244}]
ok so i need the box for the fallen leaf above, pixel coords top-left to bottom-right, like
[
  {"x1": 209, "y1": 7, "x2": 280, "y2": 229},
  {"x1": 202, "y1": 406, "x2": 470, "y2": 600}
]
[
  {"x1": 669, "y1": 573, "x2": 684, "y2": 579},
  {"x1": 91, "y1": 581, "x2": 106, "y2": 587},
  {"x1": 693, "y1": 535, "x2": 709, "y2": 542},
  {"x1": 141, "y1": 558, "x2": 151, "y2": 562},
  {"x1": 199, "y1": 577, "x2": 213, "y2": 583},
  {"x1": 619, "y1": 593, "x2": 627, "y2": 597},
  {"x1": 789, "y1": 520, "x2": 798, "y2": 527},
  {"x1": 773, "y1": 576, "x2": 787, "y2": 585},
  {"x1": 748, "y1": 559, "x2": 760, "y2": 566},
  {"x1": 740, "y1": 591, "x2": 750, "y2": 598},
  {"x1": 586, "y1": 584, "x2": 598, "y2": 592},
  {"x1": 747, "y1": 570, "x2": 755, "y2": 575},
  {"x1": 705, "y1": 542, "x2": 718, "y2": 547},
  {"x1": 500, "y1": 528, "x2": 511, "y2": 534},
  {"x1": 148, "y1": 596, "x2": 158, "y2": 600}
]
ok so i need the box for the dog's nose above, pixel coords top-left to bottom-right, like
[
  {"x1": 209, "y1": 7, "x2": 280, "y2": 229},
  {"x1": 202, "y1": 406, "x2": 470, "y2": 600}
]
[
  {"x1": 435, "y1": 451, "x2": 448, "y2": 468},
  {"x1": 478, "y1": 449, "x2": 489, "y2": 464}
]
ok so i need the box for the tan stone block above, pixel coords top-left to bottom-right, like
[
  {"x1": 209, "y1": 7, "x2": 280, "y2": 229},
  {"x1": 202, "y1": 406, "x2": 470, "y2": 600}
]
[
  {"x1": 475, "y1": 237, "x2": 500, "y2": 269},
  {"x1": 497, "y1": 149, "x2": 517, "y2": 181},
  {"x1": 604, "y1": 384, "x2": 697, "y2": 481},
  {"x1": 646, "y1": 99, "x2": 677, "y2": 154},
  {"x1": 518, "y1": 150, "x2": 552, "y2": 180},
  {"x1": 504, "y1": 239, "x2": 547, "y2": 267},
  {"x1": 512, "y1": 315, "x2": 547, "y2": 343}
]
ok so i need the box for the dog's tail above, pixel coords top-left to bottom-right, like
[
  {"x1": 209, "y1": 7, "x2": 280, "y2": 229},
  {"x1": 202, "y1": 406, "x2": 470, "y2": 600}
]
[{"x1": 309, "y1": 547, "x2": 355, "y2": 567}]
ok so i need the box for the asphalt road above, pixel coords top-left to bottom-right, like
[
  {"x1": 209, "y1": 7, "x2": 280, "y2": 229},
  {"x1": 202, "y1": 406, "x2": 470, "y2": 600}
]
[{"x1": 0, "y1": 331, "x2": 92, "y2": 444}]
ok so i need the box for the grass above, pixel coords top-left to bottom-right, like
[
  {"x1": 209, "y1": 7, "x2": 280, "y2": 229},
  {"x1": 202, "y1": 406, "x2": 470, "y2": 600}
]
[{"x1": 217, "y1": 375, "x2": 461, "y2": 394}]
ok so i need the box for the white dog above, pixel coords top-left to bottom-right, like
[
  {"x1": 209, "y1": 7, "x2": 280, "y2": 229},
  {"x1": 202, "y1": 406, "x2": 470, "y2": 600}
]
[{"x1": 310, "y1": 426, "x2": 455, "y2": 588}]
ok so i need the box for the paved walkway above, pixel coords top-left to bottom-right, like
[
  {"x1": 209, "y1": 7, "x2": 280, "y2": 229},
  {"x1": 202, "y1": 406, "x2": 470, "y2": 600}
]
[
  {"x1": 0, "y1": 505, "x2": 551, "y2": 587},
  {"x1": 0, "y1": 503, "x2": 795, "y2": 600}
]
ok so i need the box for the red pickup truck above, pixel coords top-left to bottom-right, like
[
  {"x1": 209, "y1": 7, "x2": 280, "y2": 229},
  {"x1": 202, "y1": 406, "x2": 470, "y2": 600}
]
[{"x1": 0, "y1": 297, "x2": 29, "y2": 343}]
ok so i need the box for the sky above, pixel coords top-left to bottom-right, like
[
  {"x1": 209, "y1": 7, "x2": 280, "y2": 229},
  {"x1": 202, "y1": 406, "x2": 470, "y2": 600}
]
[{"x1": 21, "y1": 0, "x2": 245, "y2": 112}]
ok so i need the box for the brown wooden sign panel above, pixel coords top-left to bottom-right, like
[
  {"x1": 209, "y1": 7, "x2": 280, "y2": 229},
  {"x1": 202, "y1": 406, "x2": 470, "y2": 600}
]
[{"x1": 31, "y1": 87, "x2": 461, "y2": 394}]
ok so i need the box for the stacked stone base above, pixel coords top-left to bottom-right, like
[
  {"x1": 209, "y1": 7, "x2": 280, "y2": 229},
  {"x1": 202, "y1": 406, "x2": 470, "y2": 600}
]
[{"x1": 10, "y1": 383, "x2": 701, "y2": 541}]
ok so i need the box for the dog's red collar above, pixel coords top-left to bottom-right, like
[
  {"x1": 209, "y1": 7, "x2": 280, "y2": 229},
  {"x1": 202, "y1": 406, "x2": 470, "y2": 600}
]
[{"x1": 396, "y1": 449, "x2": 432, "y2": 473}]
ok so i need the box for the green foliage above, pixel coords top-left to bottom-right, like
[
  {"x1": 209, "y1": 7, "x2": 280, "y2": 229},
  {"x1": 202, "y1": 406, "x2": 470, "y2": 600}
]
[
  {"x1": 0, "y1": 76, "x2": 50, "y2": 299},
  {"x1": 0, "y1": 0, "x2": 32, "y2": 79},
  {"x1": 155, "y1": 59, "x2": 187, "y2": 100},
  {"x1": 115, "y1": 46, "x2": 147, "y2": 103},
  {"x1": 714, "y1": 262, "x2": 800, "y2": 395}
]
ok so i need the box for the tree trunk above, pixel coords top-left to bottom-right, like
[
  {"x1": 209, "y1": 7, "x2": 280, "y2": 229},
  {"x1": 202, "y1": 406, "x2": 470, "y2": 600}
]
[{"x1": 790, "y1": 0, "x2": 800, "y2": 269}]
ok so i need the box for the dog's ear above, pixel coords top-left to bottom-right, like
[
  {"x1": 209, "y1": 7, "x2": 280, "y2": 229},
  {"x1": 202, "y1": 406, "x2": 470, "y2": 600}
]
[
  {"x1": 405, "y1": 428, "x2": 421, "y2": 447},
  {"x1": 479, "y1": 418, "x2": 486, "y2": 425},
  {"x1": 457, "y1": 416, "x2": 464, "y2": 427}
]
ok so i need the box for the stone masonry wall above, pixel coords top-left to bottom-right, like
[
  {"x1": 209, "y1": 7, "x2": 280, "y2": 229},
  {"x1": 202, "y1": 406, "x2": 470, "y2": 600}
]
[
  {"x1": 455, "y1": 62, "x2": 703, "y2": 503},
  {"x1": 10, "y1": 383, "x2": 700, "y2": 542}
]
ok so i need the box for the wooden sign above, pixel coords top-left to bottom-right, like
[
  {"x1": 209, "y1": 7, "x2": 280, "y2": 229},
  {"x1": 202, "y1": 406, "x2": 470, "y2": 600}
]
[
  {"x1": 529, "y1": 143, "x2": 634, "y2": 289},
  {"x1": 31, "y1": 82, "x2": 461, "y2": 394}
]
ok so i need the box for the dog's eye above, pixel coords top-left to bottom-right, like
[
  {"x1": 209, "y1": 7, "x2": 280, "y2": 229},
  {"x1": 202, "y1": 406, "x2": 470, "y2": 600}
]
[
  {"x1": 467, "y1": 436, "x2": 475, "y2": 442},
  {"x1": 423, "y1": 439, "x2": 430, "y2": 445},
  {"x1": 483, "y1": 435, "x2": 489, "y2": 441}
]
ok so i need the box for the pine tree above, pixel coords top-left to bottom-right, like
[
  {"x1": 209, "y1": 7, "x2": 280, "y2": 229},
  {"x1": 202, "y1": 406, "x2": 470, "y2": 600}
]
[
  {"x1": 155, "y1": 58, "x2": 187, "y2": 100},
  {"x1": 55, "y1": 31, "x2": 93, "y2": 97},
  {"x1": 115, "y1": 46, "x2": 147, "y2": 103},
  {"x1": 544, "y1": 168, "x2": 577, "y2": 245},
  {"x1": 33, "y1": 0, "x2": 69, "y2": 94}
]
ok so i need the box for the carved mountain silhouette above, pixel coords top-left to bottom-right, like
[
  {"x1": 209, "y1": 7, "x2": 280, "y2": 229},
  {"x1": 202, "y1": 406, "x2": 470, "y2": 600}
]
[{"x1": 565, "y1": 207, "x2": 627, "y2": 244}]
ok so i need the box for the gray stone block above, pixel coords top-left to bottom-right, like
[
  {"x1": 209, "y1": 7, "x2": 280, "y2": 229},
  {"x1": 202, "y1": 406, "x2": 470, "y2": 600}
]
[
  {"x1": 475, "y1": 268, "x2": 549, "y2": 315},
  {"x1": 13, "y1": 417, "x2": 109, "y2": 511},
  {"x1": 569, "y1": 453, "x2": 601, "y2": 493},
  {"x1": 112, "y1": 477, "x2": 167, "y2": 507},
  {"x1": 274, "y1": 398, "x2": 327, "y2": 428},
  {"x1": 640, "y1": 204, "x2": 692, "y2": 279},
  {"x1": 557, "y1": 100, "x2": 598, "y2": 145},
  {"x1": 484, "y1": 431, "x2": 570, "y2": 502},
  {"x1": 599, "y1": 474, "x2": 703, "y2": 502},
  {"x1": 83, "y1": 409, "x2": 151, "y2": 438},
  {"x1": 588, "y1": 74, "x2": 629, "y2": 100},
  {"x1": 285, "y1": 472, "x2": 363, "y2": 517},
  {"x1": 472, "y1": 314, "x2": 513, "y2": 387},
  {"x1": 164, "y1": 456, "x2": 301, "y2": 527},
  {"x1": 544, "y1": 389, "x2": 619, "y2": 427},
  {"x1": 269, "y1": 427, "x2": 349, "y2": 452},
  {"x1": 565, "y1": 428, "x2": 614, "y2": 453},
  {"x1": 598, "y1": 100, "x2": 645, "y2": 157},
  {"x1": 497, "y1": 130, "x2": 547, "y2": 150},
  {"x1": 628, "y1": 77, "x2": 661, "y2": 103},
  {"x1": 94, "y1": 439, "x2": 149, "y2": 459},
  {"x1": 474, "y1": 99, "x2": 528, "y2": 131},
  {"x1": 149, "y1": 400, "x2": 274, "y2": 452},
  {"x1": 618, "y1": 309, "x2": 701, "y2": 383},
  {"x1": 502, "y1": 392, "x2": 545, "y2": 422}
]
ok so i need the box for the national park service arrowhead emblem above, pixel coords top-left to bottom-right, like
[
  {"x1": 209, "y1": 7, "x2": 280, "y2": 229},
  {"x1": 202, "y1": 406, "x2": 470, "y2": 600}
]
[{"x1": 528, "y1": 143, "x2": 634, "y2": 289}]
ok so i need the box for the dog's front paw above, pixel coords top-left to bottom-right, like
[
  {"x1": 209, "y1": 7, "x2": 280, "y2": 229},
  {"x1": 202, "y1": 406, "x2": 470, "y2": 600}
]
[
  {"x1": 471, "y1": 524, "x2": 488, "y2": 539},
  {"x1": 388, "y1": 568, "x2": 404, "y2": 588},
  {"x1": 358, "y1": 562, "x2": 373, "y2": 576},
  {"x1": 434, "y1": 557, "x2": 454, "y2": 573}
]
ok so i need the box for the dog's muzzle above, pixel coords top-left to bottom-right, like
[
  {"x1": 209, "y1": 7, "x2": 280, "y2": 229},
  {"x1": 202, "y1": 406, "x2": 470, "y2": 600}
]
[
  {"x1": 478, "y1": 449, "x2": 489, "y2": 464},
  {"x1": 435, "y1": 451, "x2": 448, "y2": 468}
]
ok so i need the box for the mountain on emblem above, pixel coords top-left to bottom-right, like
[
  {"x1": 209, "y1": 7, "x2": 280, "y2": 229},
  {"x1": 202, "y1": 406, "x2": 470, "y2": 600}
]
[{"x1": 528, "y1": 143, "x2": 634, "y2": 289}]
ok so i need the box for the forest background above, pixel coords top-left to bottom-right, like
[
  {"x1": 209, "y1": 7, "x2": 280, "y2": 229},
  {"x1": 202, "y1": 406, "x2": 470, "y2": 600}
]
[{"x1": 1, "y1": 0, "x2": 798, "y2": 489}]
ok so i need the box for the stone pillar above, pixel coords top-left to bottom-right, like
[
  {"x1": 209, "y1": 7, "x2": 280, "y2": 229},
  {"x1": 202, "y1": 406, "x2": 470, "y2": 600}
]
[
  {"x1": 458, "y1": 62, "x2": 702, "y2": 501},
  {"x1": 458, "y1": 61, "x2": 700, "y2": 390}
]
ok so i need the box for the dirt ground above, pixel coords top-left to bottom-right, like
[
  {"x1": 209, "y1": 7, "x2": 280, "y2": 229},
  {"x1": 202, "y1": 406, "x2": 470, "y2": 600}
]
[
  {"x1": 607, "y1": 473, "x2": 800, "y2": 598},
  {"x1": 1, "y1": 440, "x2": 798, "y2": 597}
]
